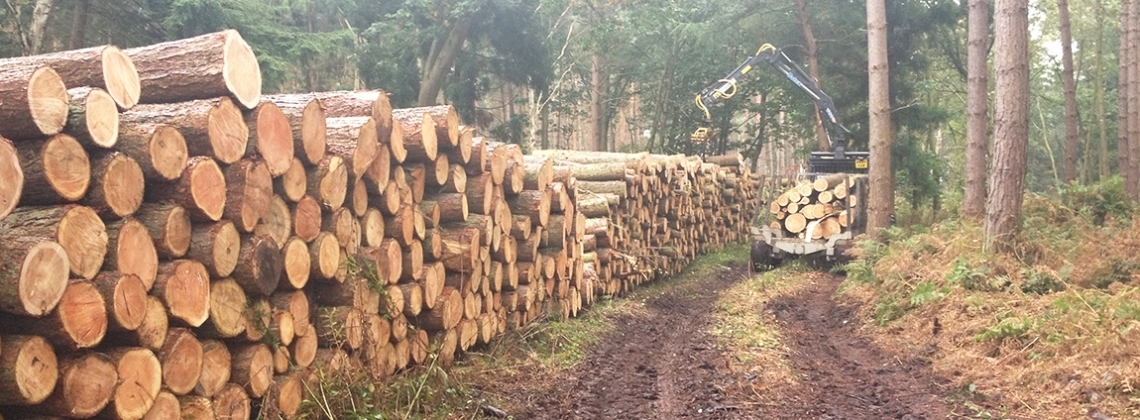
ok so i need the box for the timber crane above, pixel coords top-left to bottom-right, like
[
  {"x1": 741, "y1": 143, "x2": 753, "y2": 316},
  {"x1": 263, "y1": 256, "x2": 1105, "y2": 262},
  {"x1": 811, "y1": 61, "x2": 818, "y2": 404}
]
[{"x1": 691, "y1": 43, "x2": 867, "y2": 173}]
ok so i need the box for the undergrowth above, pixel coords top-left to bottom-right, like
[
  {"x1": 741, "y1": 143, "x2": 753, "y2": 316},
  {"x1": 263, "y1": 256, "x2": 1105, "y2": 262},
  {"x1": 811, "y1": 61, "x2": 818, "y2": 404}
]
[{"x1": 840, "y1": 177, "x2": 1140, "y2": 417}]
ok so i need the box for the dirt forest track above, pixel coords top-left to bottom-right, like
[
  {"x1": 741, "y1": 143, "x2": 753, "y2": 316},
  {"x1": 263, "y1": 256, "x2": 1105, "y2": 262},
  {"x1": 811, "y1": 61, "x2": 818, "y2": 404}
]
[{"x1": 490, "y1": 260, "x2": 957, "y2": 419}]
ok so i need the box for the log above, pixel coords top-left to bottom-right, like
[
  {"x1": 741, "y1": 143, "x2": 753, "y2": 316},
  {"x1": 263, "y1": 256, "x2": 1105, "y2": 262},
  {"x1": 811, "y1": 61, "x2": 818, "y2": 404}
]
[
  {"x1": 424, "y1": 193, "x2": 468, "y2": 223},
  {"x1": 0, "y1": 278, "x2": 106, "y2": 351},
  {"x1": 143, "y1": 391, "x2": 181, "y2": 420},
  {"x1": 419, "y1": 262, "x2": 445, "y2": 310},
  {"x1": 0, "y1": 45, "x2": 140, "y2": 110},
  {"x1": 280, "y1": 237, "x2": 311, "y2": 290},
  {"x1": 369, "y1": 181, "x2": 401, "y2": 217},
  {"x1": 231, "y1": 234, "x2": 283, "y2": 297},
  {"x1": 176, "y1": 395, "x2": 214, "y2": 420},
  {"x1": 400, "y1": 239, "x2": 425, "y2": 283},
  {"x1": 289, "y1": 324, "x2": 317, "y2": 369},
  {"x1": 274, "y1": 158, "x2": 306, "y2": 203},
  {"x1": 0, "y1": 240, "x2": 68, "y2": 316},
  {"x1": 784, "y1": 213, "x2": 807, "y2": 234},
  {"x1": 200, "y1": 278, "x2": 247, "y2": 339},
  {"x1": 119, "y1": 98, "x2": 248, "y2": 165},
  {"x1": 240, "y1": 299, "x2": 270, "y2": 343},
  {"x1": 323, "y1": 207, "x2": 361, "y2": 254},
  {"x1": 147, "y1": 156, "x2": 227, "y2": 222},
  {"x1": 120, "y1": 296, "x2": 168, "y2": 351},
  {"x1": 104, "y1": 347, "x2": 161, "y2": 420},
  {"x1": 254, "y1": 196, "x2": 292, "y2": 249},
  {"x1": 115, "y1": 122, "x2": 188, "y2": 183},
  {"x1": 306, "y1": 155, "x2": 347, "y2": 211},
  {"x1": 448, "y1": 125, "x2": 474, "y2": 165},
  {"x1": 326, "y1": 116, "x2": 380, "y2": 182},
  {"x1": 92, "y1": 272, "x2": 148, "y2": 332},
  {"x1": 314, "y1": 306, "x2": 363, "y2": 350},
  {"x1": 308, "y1": 232, "x2": 340, "y2": 281},
  {"x1": 0, "y1": 137, "x2": 21, "y2": 221},
  {"x1": 439, "y1": 227, "x2": 480, "y2": 273},
  {"x1": 291, "y1": 195, "x2": 322, "y2": 243},
  {"x1": 210, "y1": 383, "x2": 249, "y2": 420},
  {"x1": 125, "y1": 30, "x2": 261, "y2": 109},
  {"x1": 503, "y1": 160, "x2": 526, "y2": 195},
  {"x1": 465, "y1": 173, "x2": 495, "y2": 216},
  {"x1": 260, "y1": 94, "x2": 326, "y2": 166},
  {"x1": 422, "y1": 226, "x2": 444, "y2": 262},
  {"x1": 17, "y1": 134, "x2": 91, "y2": 205},
  {"x1": 243, "y1": 101, "x2": 294, "y2": 176},
  {"x1": 392, "y1": 109, "x2": 439, "y2": 162},
  {"x1": 409, "y1": 329, "x2": 429, "y2": 365},
  {"x1": 433, "y1": 329, "x2": 458, "y2": 368},
  {"x1": 222, "y1": 158, "x2": 273, "y2": 233},
  {"x1": 414, "y1": 287, "x2": 462, "y2": 331},
  {"x1": 465, "y1": 137, "x2": 487, "y2": 176},
  {"x1": 522, "y1": 157, "x2": 554, "y2": 191},
  {"x1": 158, "y1": 328, "x2": 203, "y2": 395},
  {"x1": 386, "y1": 113, "x2": 409, "y2": 164},
  {"x1": 0, "y1": 205, "x2": 107, "y2": 281},
  {"x1": 389, "y1": 314, "x2": 409, "y2": 344},
  {"x1": 507, "y1": 189, "x2": 552, "y2": 228},
  {"x1": 398, "y1": 283, "x2": 423, "y2": 317},
  {"x1": 345, "y1": 177, "x2": 369, "y2": 217},
  {"x1": 428, "y1": 153, "x2": 450, "y2": 186},
  {"x1": 0, "y1": 336, "x2": 57, "y2": 406},
  {"x1": 385, "y1": 205, "x2": 416, "y2": 247},
  {"x1": 361, "y1": 208, "x2": 386, "y2": 248},
  {"x1": 267, "y1": 373, "x2": 303, "y2": 419},
  {"x1": 0, "y1": 66, "x2": 68, "y2": 139},
  {"x1": 383, "y1": 284, "x2": 405, "y2": 318},
  {"x1": 270, "y1": 290, "x2": 311, "y2": 339},
  {"x1": 103, "y1": 218, "x2": 159, "y2": 289},
  {"x1": 65, "y1": 87, "x2": 119, "y2": 149},
  {"x1": 193, "y1": 340, "x2": 229, "y2": 399},
  {"x1": 152, "y1": 260, "x2": 210, "y2": 327},
  {"x1": 269, "y1": 309, "x2": 294, "y2": 348},
  {"x1": 441, "y1": 164, "x2": 467, "y2": 194},
  {"x1": 364, "y1": 143, "x2": 392, "y2": 195},
  {"x1": 361, "y1": 241, "x2": 403, "y2": 287},
  {"x1": 404, "y1": 163, "x2": 427, "y2": 204},
  {"x1": 230, "y1": 344, "x2": 273, "y2": 398},
  {"x1": 81, "y1": 152, "x2": 145, "y2": 218},
  {"x1": 186, "y1": 221, "x2": 240, "y2": 278},
  {"x1": 33, "y1": 352, "x2": 117, "y2": 418}
]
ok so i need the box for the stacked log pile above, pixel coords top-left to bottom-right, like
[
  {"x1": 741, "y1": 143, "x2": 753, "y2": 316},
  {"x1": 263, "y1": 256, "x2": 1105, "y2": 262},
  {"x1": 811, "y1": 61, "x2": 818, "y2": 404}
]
[
  {"x1": 0, "y1": 29, "x2": 762, "y2": 419},
  {"x1": 765, "y1": 174, "x2": 862, "y2": 240}
]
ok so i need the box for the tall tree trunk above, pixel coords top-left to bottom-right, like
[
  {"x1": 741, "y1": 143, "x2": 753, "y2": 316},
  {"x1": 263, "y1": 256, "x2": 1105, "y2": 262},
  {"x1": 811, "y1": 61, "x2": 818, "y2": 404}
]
[
  {"x1": 28, "y1": 0, "x2": 55, "y2": 55},
  {"x1": 866, "y1": 0, "x2": 892, "y2": 238},
  {"x1": 1129, "y1": 0, "x2": 1140, "y2": 196},
  {"x1": 1097, "y1": 0, "x2": 1110, "y2": 180},
  {"x1": 1119, "y1": 0, "x2": 1133, "y2": 193},
  {"x1": 985, "y1": 0, "x2": 1030, "y2": 252},
  {"x1": 67, "y1": 0, "x2": 87, "y2": 50},
  {"x1": 963, "y1": 0, "x2": 991, "y2": 219},
  {"x1": 1059, "y1": 0, "x2": 1080, "y2": 183},
  {"x1": 418, "y1": 18, "x2": 472, "y2": 106},
  {"x1": 796, "y1": 0, "x2": 831, "y2": 152},
  {"x1": 590, "y1": 54, "x2": 604, "y2": 151}
]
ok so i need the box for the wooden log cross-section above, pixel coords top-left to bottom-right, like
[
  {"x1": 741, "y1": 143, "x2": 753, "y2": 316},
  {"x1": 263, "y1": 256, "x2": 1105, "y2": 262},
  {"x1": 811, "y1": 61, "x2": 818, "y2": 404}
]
[{"x1": 0, "y1": 66, "x2": 69, "y2": 140}]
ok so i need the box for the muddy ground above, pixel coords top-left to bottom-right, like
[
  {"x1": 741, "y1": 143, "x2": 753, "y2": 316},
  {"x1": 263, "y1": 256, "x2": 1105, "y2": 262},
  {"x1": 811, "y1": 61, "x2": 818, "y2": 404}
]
[{"x1": 482, "y1": 259, "x2": 959, "y2": 419}]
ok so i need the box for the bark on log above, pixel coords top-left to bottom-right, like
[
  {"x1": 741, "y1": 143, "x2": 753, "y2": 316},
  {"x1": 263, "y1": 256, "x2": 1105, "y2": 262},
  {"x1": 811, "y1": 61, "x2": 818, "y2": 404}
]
[
  {"x1": 125, "y1": 30, "x2": 261, "y2": 109},
  {"x1": 92, "y1": 272, "x2": 147, "y2": 332},
  {"x1": 17, "y1": 134, "x2": 91, "y2": 205},
  {"x1": 103, "y1": 347, "x2": 161, "y2": 420},
  {"x1": 0, "y1": 205, "x2": 107, "y2": 280},
  {"x1": 399, "y1": 239, "x2": 425, "y2": 283},
  {"x1": 222, "y1": 158, "x2": 272, "y2": 233},
  {"x1": 306, "y1": 155, "x2": 347, "y2": 211},
  {"x1": 522, "y1": 157, "x2": 554, "y2": 191},
  {"x1": 158, "y1": 328, "x2": 203, "y2": 396},
  {"x1": 260, "y1": 94, "x2": 326, "y2": 166},
  {"x1": 152, "y1": 260, "x2": 210, "y2": 327},
  {"x1": 507, "y1": 189, "x2": 552, "y2": 228},
  {"x1": 0, "y1": 45, "x2": 140, "y2": 110},
  {"x1": 33, "y1": 352, "x2": 116, "y2": 418},
  {"x1": 0, "y1": 239, "x2": 68, "y2": 316},
  {"x1": 115, "y1": 122, "x2": 187, "y2": 182},
  {"x1": 400, "y1": 105, "x2": 458, "y2": 147},
  {"x1": 231, "y1": 234, "x2": 282, "y2": 297},
  {"x1": 230, "y1": 344, "x2": 272, "y2": 398},
  {"x1": 0, "y1": 137, "x2": 21, "y2": 221},
  {"x1": 503, "y1": 160, "x2": 526, "y2": 195},
  {"x1": 448, "y1": 125, "x2": 473, "y2": 165},
  {"x1": 465, "y1": 173, "x2": 495, "y2": 215},
  {"x1": 0, "y1": 336, "x2": 58, "y2": 405},
  {"x1": 119, "y1": 98, "x2": 248, "y2": 165},
  {"x1": 65, "y1": 87, "x2": 119, "y2": 149},
  {"x1": 194, "y1": 340, "x2": 231, "y2": 398},
  {"x1": 414, "y1": 287, "x2": 462, "y2": 331},
  {"x1": 315, "y1": 306, "x2": 364, "y2": 350},
  {"x1": 243, "y1": 101, "x2": 293, "y2": 177},
  {"x1": 326, "y1": 116, "x2": 380, "y2": 182},
  {"x1": 186, "y1": 221, "x2": 240, "y2": 278},
  {"x1": 439, "y1": 227, "x2": 480, "y2": 273},
  {"x1": 465, "y1": 137, "x2": 487, "y2": 176},
  {"x1": 147, "y1": 156, "x2": 227, "y2": 222},
  {"x1": 82, "y1": 152, "x2": 145, "y2": 218},
  {"x1": 323, "y1": 207, "x2": 361, "y2": 255},
  {"x1": 0, "y1": 66, "x2": 69, "y2": 139}
]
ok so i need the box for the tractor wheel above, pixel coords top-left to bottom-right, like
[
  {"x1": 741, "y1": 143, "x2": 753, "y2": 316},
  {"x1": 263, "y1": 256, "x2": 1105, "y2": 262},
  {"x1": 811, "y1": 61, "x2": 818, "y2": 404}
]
[{"x1": 751, "y1": 238, "x2": 776, "y2": 271}]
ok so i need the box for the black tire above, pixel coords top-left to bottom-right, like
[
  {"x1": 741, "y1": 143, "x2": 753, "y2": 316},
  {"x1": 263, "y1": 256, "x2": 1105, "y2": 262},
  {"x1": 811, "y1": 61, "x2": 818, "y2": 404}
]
[{"x1": 751, "y1": 239, "x2": 775, "y2": 271}]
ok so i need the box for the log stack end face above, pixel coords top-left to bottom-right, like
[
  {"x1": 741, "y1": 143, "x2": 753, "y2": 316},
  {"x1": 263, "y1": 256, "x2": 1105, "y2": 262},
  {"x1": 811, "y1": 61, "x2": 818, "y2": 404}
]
[
  {"x1": 28, "y1": 67, "x2": 70, "y2": 137},
  {"x1": 101, "y1": 45, "x2": 142, "y2": 110},
  {"x1": 222, "y1": 30, "x2": 262, "y2": 110}
]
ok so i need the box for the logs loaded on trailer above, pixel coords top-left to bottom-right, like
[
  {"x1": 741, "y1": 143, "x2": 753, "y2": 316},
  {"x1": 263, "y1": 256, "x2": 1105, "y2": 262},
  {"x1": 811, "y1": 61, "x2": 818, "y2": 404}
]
[
  {"x1": 766, "y1": 174, "x2": 864, "y2": 240},
  {"x1": 0, "y1": 29, "x2": 763, "y2": 419}
]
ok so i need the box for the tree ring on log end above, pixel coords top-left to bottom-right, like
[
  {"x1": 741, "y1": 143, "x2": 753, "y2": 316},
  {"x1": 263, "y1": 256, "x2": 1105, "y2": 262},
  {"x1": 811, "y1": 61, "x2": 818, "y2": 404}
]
[
  {"x1": 165, "y1": 205, "x2": 192, "y2": 258},
  {"x1": 150, "y1": 125, "x2": 188, "y2": 181},
  {"x1": 100, "y1": 153, "x2": 145, "y2": 217},
  {"x1": 59, "y1": 206, "x2": 109, "y2": 280},
  {"x1": 28, "y1": 67, "x2": 69, "y2": 136},
  {"x1": 115, "y1": 219, "x2": 158, "y2": 289},
  {"x1": 222, "y1": 30, "x2": 262, "y2": 109},
  {"x1": 101, "y1": 46, "x2": 141, "y2": 110},
  {"x1": 17, "y1": 241, "x2": 70, "y2": 316},
  {"x1": 43, "y1": 134, "x2": 92, "y2": 201},
  {"x1": 110, "y1": 273, "x2": 148, "y2": 331},
  {"x1": 111, "y1": 348, "x2": 161, "y2": 420},
  {"x1": 311, "y1": 233, "x2": 339, "y2": 280},
  {"x1": 9, "y1": 335, "x2": 59, "y2": 404},
  {"x1": 190, "y1": 158, "x2": 227, "y2": 221},
  {"x1": 84, "y1": 88, "x2": 120, "y2": 148},
  {"x1": 253, "y1": 102, "x2": 294, "y2": 176},
  {"x1": 60, "y1": 280, "x2": 108, "y2": 348},
  {"x1": 206, "y1": 97, "x2": 250, "y2": 164}
]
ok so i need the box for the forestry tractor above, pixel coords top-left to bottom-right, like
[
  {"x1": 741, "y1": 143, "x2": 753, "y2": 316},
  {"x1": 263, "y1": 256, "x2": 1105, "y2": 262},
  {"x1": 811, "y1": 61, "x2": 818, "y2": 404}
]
[{"x1": 691, "y1": 43, "x2": 869, "y2": 270}]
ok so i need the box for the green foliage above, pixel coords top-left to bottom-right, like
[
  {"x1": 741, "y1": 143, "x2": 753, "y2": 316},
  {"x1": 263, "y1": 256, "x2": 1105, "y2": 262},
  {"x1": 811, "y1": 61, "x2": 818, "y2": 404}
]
[
  {"x1": 1058, "y1": 176, "x2": 1137, "y2": 225},
  {"x1": 1022, "y1": 267, "x2": 1067, "y2": 295},
  {"x1": 910, "y1": 282, "x2": 950, "y2": 306},
  {"x1": 946, "y1": 257, "x2": 991, "y2": 291},
  {"x1": 975, "y1": 316, "x2": 1035, "y2": 343}
]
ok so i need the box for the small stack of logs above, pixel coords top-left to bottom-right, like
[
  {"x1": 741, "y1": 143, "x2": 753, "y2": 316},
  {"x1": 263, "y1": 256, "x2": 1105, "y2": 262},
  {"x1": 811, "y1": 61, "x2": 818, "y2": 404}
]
[
  {"x1": 0, "y1": 29, "x2": 763, "y2": 420},
  {"x1": 765, "y1": 174, "x2": 861, "y2": 240}
]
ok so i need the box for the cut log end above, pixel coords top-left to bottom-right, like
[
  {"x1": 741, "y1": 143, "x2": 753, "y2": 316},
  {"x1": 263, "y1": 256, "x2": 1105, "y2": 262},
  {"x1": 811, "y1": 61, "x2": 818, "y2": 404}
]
[
  {"x1": 250, "y1": 102, "x2": 295, "y2": 177},
  {"x1": 29, "y1": 66, "x2": 70, "y2": 136},
  {"x1": 150, "y1": 125, "x2": 189, "y2": 181},
  {"x1": 40, "y1": 352, "x2": 117, "y2": 418},
  {"x1": 222, "y1": 30, "x2": 263, "y2": 109},
  {"x1": 207, "y1": 97, "x2": 250, "y2": 164},
  {"x1": 1, "y1": 335, "x2": 59, "y2": 405},
  {"x1": 98, "y1": 45, "x2": 142, "y2": 110},
  {"x1": 90, "y1": 152, "x2": 146, "y2": 217},
  {"x1": 109, "y1": 348, "x2": 162, "y2": 420},
  {"x1": 5, "y1": 240, "x2": 69, "y2": 316},
  {"x1": 76, "y1": 87, "x2": 120, "y2": 148},
  {"x1": 38, "y1": 134, "x2": 92, "y2": 202}
]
